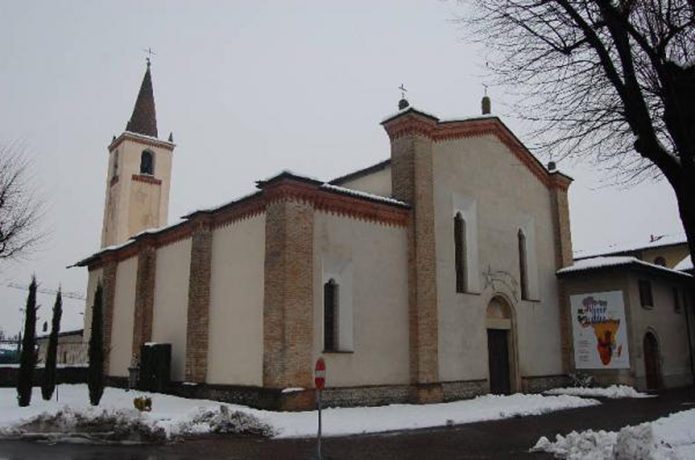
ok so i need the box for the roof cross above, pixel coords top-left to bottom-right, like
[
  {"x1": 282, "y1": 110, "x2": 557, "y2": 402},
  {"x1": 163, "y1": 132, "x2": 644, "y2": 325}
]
[
  {"x1": 143, "y1": 47, "x2": 157, "y2": 67},
  {"x1": 398, "y1": 84, "x2": 407, "y2": 99}
]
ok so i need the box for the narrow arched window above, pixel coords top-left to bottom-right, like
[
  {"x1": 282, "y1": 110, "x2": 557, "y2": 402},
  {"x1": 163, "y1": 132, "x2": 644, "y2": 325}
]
[
  {"x1": 112, "y1": 150, "x2": 119, "y2": 178},
  {"x1": 140, "y1": 150, "x2": 154, "y2": 175},
  {"x1": 518, "y1": 229, "x2": 529, "y2": 300},
  {"x1": 324, "y1": 279, "x2": 339, "y2": 351},
  {"x1": 454, "y1": 213, "x2": 467, "y2": 293}
]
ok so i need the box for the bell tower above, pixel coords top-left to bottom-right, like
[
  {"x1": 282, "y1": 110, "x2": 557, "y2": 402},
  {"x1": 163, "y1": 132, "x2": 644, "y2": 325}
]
[{"x1": 100, "y1": 60, "x2": 175, "y2": 248}]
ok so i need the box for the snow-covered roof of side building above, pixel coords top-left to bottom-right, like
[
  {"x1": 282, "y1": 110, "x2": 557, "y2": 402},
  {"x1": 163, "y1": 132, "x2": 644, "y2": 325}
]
[
  {"x1": 558, "y1": 256, "x2": 693, "y2": 279},
  {"x1": 574, "y1": 233, "x2": 688, "y2": 260},
  {"x1": 675, "y1": 255, "x2": 693, "y2": 272}
]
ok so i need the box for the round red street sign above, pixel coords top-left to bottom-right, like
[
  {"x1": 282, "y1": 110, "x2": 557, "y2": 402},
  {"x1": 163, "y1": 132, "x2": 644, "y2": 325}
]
[{"x1": 315, "y1": 357, "x2": 326, "y2": 390}]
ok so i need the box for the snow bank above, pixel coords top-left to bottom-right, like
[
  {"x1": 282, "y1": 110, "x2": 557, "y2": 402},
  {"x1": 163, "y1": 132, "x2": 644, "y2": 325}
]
[
  {"x1": 545, "y1": 385, "x2": 652, "y2": 399},
  {"x1": 532, "y1": 408, "x2": 695, "y2": 459},
  {"x1": 0, "y1": 385, "x2": 598, "y2": 442},
  {"x1": 533, "y1": 430, "x2": 617, "y2": 459},
  {"x1": 0, "y1": 385, "x2": 272, "y2": 442},
  {"x1": 258, "y1": 393, "x2": 599, "y2": 438}
]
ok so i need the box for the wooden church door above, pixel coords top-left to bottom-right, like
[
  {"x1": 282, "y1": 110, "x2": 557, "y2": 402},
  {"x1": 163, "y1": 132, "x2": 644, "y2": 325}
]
[
  {"x1": 487, "y1": 329, "x2": 511, "y2": 395},
  {"x1": 643, "y1": 332, "x2": 661, "y2": 390}
]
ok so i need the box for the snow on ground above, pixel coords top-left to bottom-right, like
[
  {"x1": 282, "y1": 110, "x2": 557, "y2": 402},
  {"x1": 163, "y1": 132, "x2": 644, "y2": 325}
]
[
  {"x1": 532, "y1": 408, "x2": 695, "y2": 459},
  {"x1": 545, "y1": 385, "x2": 652, "y2": 399},
  {"x1": 0, "y1": 385, "x2": 599, "y2": 441},
  {"x1": 261, "y1": 393, "x2": 599, "y2": 438}
]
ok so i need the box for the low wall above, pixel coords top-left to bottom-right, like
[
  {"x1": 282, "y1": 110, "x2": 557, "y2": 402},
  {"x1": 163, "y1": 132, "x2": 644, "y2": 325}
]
[{"x1": 0, "y1": 365, "x2": 88, "y2": 388}]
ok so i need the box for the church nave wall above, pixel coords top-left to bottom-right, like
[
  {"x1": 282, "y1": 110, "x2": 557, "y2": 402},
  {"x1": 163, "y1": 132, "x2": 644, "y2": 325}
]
[
  {"x1": 313, "y1": 211, "x2": 410, "y2": 387},
  {"x1": 152, "y1": 237, "x2": 192, "y2": 382},
  {"x1": 207, "y1": 214, "x2": 266, "y2": 386}
]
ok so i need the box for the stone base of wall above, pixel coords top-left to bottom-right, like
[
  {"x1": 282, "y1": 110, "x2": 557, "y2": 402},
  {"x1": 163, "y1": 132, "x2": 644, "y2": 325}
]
[
  {"x1": 442, "y1": 379, "x2": 488, "y2": 401},
  {"x1": 521, "y1": 374, "x2": 570, "y2": 393},
  {"x1": 0, "y1": 365, "x2": 88, "y2": 388},
  {"x1": 322, "y1": 384, "x2": 410, "y2": 408}
]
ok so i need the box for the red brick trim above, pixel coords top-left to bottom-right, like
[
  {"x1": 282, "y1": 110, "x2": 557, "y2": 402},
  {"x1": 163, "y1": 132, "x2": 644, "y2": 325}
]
[
  {"x1": 263, "y1": 179, "x2": 409, "y2": 227},
  {"x1": 132, "y1": 174, "x2": 162, "y2": 185},
  {"x1": 79, "y1": 177, "x2": 408, "y2": 270}
]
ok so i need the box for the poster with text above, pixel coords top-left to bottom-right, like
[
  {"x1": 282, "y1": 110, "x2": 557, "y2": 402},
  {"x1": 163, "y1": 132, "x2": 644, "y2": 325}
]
[{"x1": 571, "y1": 290, "x2": 630, "y2": 369}]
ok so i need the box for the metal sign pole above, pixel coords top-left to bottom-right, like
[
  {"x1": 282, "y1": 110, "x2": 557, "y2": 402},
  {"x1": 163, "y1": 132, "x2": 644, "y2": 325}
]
[{"x1": 317, "y1": 388, "x2": 322, "y2": 460}]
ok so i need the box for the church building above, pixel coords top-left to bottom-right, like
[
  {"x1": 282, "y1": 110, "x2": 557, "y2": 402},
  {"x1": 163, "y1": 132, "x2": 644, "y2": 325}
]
[{"x1": 75, "y1": 63, "x2": 694, "y2": 410}]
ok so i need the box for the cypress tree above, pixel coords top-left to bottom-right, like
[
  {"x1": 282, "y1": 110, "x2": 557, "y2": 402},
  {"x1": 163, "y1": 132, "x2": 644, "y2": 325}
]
[
  {"x1": 88, "y1": 282, "x2": 105, "y2": 405},
  {"x1": 17, "y1": 276, "x2": 37, "y2": 407},
  {"x1": 41, "y1": 288, "x2": 62, "y2": 400}
]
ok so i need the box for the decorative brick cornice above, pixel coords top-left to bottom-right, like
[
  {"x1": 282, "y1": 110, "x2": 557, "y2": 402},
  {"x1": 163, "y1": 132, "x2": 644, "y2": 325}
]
[
  {"x1": 132, "y1": 174, "x2": 162, "y2": 186},
  {"x1": 382, "y1": 113, "x2": 438, "y2": 140},
  {"x1": 77, "y1": 175, "x2": 409, "y2": 270},
  {"x1": 108, "y1": 131, "x2": 175, "y2": 152},
  {"x1": 262, "y1": 178, "x2": 409, "y2": 227},
  {"x1": 549, "y1": 172, "x2": 572, "y2": 191}
]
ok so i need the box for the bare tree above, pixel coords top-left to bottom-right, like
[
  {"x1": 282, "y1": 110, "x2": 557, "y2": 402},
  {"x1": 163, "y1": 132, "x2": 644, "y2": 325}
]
[
  {"x1": 0, "y1": 142, "x2": 45, "y2": 261},
  {"x1": 461, "y1": 1, "x2": 695, "y2": 258}
]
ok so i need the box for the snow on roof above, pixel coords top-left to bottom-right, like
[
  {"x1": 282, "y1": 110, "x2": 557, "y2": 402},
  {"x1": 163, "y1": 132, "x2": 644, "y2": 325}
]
[
  {"x1": 75, "y1": 169, "x2": 409, "y2": 266},
  {"x1": 438, "y1": 114, "x2": 498, "y2": 123},
  {"x1": 675, "y1": 255, "x2": 693, "y2": 272},
  {"x1": 122, "y1": 130, "x2": 175, "y2": 146},
  {"x1": 558, "y1": 256, "x2": 692, "y2": 278},
  {"x1": 320, "y1": 183, "x2": 408, "y2": 207},
  {"x1": 380, "y1": 105, "x2": 440, "y2": 124},
  {"x1": 574, "y1": 232, "x2": 688, "y2": 259}
]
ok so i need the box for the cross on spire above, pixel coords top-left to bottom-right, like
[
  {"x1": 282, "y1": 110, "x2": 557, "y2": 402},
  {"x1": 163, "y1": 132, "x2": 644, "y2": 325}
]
[
  {"x1": 399, "y1": 84, "x2": 407, "y2": 99},
  {"x1": 143, "y1": 47, "x2": 156, "y2": 67}
]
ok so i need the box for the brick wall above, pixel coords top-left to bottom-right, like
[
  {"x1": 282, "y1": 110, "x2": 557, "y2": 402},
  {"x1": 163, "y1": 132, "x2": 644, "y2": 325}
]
[
  {"x1": 185, "y1": 222, "x2": 213, "y2": 383},
  {"x1": 263, "y1": 196, "x2": 315, "y2": 389},
  {"x1": 549, "y1": 178, "x2": 574, "y2": 373},
  {"x1": 102, "y1": 261, "x2": 117, "y2": 374},
  {"x1": 387, "y1": 113, "x2": 442, "y2": 403},
  {"x1": 132, "y1": 243, "x2": 156, "y2": 363}
]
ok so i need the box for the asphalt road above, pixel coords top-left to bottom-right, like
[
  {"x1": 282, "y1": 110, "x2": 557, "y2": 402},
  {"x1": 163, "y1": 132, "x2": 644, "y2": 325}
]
[{"x1": 1, "y1": 387, "x2": 694, "y2": 460}]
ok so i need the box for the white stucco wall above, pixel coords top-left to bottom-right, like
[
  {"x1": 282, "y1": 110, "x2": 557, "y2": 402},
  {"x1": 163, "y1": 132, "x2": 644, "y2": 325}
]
[
  {"x1": 101, "y1": 136, "x2": 173, "y2": 248},
  {"x1": 337, "y1": 164, "x2": 392, "y2": 198},
  {"x1": 433, "y1": 134, "x2": 563, "y2": 383},
  {"x1": 206, "y1": 214, "x2": 266, "y2": 386},
  {"x1": 109, "y1": 256, "x2": 138, "y2": 377},
  {"x1": 625, "y1": 272, "x2": 694, "y2": 388},
  {"x1": 313, "y1": 212, "x2": 409, "y2": 387},
  {"x1": 152, "y1": 238, "x2": 192, "y2": 382}
]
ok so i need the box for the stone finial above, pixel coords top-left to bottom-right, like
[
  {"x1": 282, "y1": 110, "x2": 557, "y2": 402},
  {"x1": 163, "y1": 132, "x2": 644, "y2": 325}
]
[
  {"x1": 482, "y1": 95, "x2": 491, "y2": 115},
  {"x1": 547, "y1": 161, "x2": 556, "y2": 171},
  {"x1": 398, "y1": 98, "x2": 410, "y2": 110},
  {"x1": 168, "y1": 132, "x2": 174, "y2": 143}
]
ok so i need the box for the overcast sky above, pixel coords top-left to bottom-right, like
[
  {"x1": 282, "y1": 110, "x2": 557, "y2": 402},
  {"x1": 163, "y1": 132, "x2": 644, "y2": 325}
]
[{"x1": 0, "y1": 1, "x2": 684, "y2": 336}]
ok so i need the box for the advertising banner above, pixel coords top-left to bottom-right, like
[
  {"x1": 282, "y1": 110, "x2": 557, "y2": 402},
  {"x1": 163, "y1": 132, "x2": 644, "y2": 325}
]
[{"x1": 570, "y1": 290, "x2": 630, "y2": 369}]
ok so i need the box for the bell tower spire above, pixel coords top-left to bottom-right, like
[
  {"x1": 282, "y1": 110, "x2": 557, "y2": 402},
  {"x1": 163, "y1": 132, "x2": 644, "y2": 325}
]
[
  {"x1": 100, "y1": 59, "x2": 175, "y2": 248},
  {"x1": 126, "y1": 59, "x2": 158, "y2": 138}
]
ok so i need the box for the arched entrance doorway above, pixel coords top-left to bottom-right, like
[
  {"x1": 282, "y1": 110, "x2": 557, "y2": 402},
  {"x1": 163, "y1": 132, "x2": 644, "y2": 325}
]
[
  {"x1": 643, "y1": 331, "x2": 661, "y2": 390},
  {"x1": 486, "y1": 296, "x2": 515, "y2": 395}
]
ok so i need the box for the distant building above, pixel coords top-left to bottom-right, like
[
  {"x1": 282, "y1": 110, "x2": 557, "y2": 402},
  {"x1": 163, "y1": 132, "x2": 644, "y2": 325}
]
[
  {"x1": 575, "y1": 233, "x2": 690, "y2": 269},
  {"x1": 36, "y1": 329, "x2": 86, "y2": 366}
]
